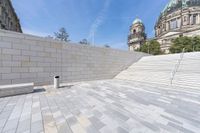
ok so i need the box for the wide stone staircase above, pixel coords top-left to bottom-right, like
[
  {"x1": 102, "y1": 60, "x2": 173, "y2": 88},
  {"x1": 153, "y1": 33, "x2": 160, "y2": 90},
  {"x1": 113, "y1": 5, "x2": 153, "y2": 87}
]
[
  {"x1": 173, "y1": 52, "x2": 200, "y2": 89},
  {"x1": 115, "y1": 52, "x2": 200, "y2": 89}
]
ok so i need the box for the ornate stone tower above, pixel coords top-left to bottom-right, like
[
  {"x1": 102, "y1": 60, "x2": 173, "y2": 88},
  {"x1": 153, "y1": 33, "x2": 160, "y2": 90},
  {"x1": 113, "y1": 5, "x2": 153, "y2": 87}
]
[
  {"x1": 0, "y1": 0, "x2": 22, "y2": 32},
  {"x1": 128, "y1": 18, "x2": 146, "y2": 51}
]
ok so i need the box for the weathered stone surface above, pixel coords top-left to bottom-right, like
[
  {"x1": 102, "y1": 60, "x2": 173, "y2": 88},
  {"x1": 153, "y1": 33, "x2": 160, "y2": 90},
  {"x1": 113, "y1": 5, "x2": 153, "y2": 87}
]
[
  {"x1": 0, "y1": 83, "x2": 34, "y2": 98},
  {"x1": 0, "y1": 79, "x2": 200, "y2": 133},
  {"x1": 0, "y1": 29, "x2": 147, "y2": 86}
]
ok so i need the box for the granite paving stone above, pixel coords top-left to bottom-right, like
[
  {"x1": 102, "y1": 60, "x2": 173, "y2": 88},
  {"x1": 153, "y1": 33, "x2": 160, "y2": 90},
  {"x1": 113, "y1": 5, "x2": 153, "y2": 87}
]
[{"x1": 0, "y1": 79, "x2": 200, "y2": 133}]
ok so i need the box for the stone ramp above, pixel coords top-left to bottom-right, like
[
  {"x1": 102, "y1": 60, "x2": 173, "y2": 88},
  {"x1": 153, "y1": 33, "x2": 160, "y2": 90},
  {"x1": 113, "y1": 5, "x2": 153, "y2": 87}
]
[
  {"x1": 115, "y1": 52, "x2": 200, "y2": 89},
  {"x1": 173, "y1": 52, "x2": 200, "y2": 89}
]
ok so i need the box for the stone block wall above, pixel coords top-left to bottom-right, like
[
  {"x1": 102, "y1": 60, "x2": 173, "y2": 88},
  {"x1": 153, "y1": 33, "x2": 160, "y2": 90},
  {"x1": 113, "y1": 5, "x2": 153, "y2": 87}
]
[{"x1": 0, "y1": 30, "x2": 148, "y2": 85}]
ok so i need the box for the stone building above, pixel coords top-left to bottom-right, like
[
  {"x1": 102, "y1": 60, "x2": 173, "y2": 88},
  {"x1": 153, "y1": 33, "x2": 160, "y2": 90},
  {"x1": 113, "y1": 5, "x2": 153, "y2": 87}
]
[
  {"x1": 0, "y1": 0, "x2": 22, "y2": 32},
  {"x1": 128, "y1": 18, "x2": 146, "y2": 51},
  {"x1": 155, "y1": 0, "x2": 200, "y2": 53}
]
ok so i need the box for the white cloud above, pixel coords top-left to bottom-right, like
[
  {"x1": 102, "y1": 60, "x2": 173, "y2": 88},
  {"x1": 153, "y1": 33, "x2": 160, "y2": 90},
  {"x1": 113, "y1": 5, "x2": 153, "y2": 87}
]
[{"x1": 88, "y1": 0, "x2": 112, "y2": 43}]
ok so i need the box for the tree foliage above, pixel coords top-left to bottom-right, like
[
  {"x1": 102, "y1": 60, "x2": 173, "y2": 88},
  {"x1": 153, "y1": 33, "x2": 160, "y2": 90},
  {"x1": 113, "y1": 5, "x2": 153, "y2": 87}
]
[
  {"x1": 169, "y1": 36, "x2": 200, "y2": 53},
  {"x1": 139, "y1": 40, "x2": 162, "y2": 55},
  {"x1": 79, "y1": 39, "x2": 90, "y2": 45},
  {"x1": 193, "y1": 36, "x2": 200, "y2": 51},
  {"x1": 54, "y1": 27, "x2": 70, "y2": 42},
  {"x1": 104, "y1": 44, "x2": 110, "y2": 48}
]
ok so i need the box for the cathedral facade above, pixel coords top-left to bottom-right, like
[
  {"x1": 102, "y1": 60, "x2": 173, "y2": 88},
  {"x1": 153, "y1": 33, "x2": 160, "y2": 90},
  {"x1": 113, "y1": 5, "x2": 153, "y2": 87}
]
[
  {"x1": 155, "y1": 0, "x2": 200, "y2": 53},
  {"x1": 0, "y1": 0, "x2": 22, "y2": 32}
]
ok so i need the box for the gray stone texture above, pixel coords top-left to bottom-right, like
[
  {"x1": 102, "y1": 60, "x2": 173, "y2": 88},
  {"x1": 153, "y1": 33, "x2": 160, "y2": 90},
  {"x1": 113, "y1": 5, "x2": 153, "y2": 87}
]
[
  {"x1": 0, "y1": 79, "x2": 200, "y2": 133},
  {"x1": 0, "y1": 29, "x2": 147, "y2": 86},
  {"x1": 0, "y1": 83, "x2": 34, "y2": 98}
]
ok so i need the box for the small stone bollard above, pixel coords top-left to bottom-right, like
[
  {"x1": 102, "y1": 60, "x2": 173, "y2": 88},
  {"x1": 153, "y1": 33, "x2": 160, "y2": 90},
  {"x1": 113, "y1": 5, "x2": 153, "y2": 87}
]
[{"x1": 54, "y1": 76, "x2": 60, "y2": 89}]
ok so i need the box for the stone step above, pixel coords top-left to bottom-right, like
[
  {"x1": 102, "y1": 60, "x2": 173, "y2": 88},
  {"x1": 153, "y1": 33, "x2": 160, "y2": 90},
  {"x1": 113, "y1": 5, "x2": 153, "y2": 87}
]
[
  {"x1": 173, "y1": 82, "x2": 200, "y2": 89},
  {"x1": 0, "y1": 83, "x2": 34, "y2": 98},
  {"x1": 116, "y1": 52, "x2": 200, "y2": 89}
]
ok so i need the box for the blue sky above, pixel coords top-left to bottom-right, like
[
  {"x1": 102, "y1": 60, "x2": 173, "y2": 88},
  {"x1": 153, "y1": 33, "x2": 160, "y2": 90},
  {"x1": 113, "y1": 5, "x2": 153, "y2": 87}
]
[{"x1": 12, "y1": 0, "x2": 169, "y2": 50}]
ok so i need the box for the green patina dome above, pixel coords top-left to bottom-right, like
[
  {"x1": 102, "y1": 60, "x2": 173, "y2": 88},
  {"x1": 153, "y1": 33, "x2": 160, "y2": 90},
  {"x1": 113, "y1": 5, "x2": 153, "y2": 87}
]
[
  {"x1": 132, "y1": 18, "x2": 143, "y2": 25},
  {"x1": 162, "y1": 0, "x2": 200, "y2": 15}
]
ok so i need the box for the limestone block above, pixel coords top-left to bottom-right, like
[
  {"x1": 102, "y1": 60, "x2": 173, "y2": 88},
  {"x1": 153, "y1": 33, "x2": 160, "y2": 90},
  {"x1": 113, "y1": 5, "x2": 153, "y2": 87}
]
[
  {"x1": 30, "y1": 67, "x2": 43, "y2": 72},
  {"x1": 21, "y1": 73, "x2": 37, "y2": 78},
  {"x1": 0, "y1": 67, "x2": 11, "y2": 73},
  {"x1": 2, "y1": 48, "x2": 21, "y2": 55},
  {"x1": 12, "y1": 43, "x2": 30, "y2": 50},
  {"x1": 37, "y1": 41, "x2": 50, "y2": 48},
  {"x1": 12, "y1": 67, "x2": 29, "y2": 73},
  {"x1": 0, "y1": 54, "x2": 12, "y2": 61},
  {"x1": 2, "y1": 73, "x2": 20, "y2": 79},
  {"x1": 51, "y1": 43, "x2": 63, "y2": 49},
  {"x1": 44, "y1": 47, "x2": 56, "y2": 53},
  {"x1": 0, "y1": 41, "x2": 12, "y2": 48},
  {"x1": 22, "y1": 50, "x2": 37, "y2": 56},
  {"x1": 37, "y1": 62, "x2": 51, "y2": 67},
  {"x1": 2, "y1": 61, "x2": 21, "y2": 67},
  {"x1": 0, "y1": 79, "x2": 12, "y2": 85},
  {"x1": 12, "y1": 78, "x2": 32, "y2": 84},
  {"x1": 37, "y1": 72, "x2": 50, "y2": 78},
  {"x1": 44, "y1": 57, "x2": 56, "y2": 63},
  {"x1": 30, "y1": 45, "x2": 44, "y2": 52},
  {"x1": 1, "y1": 36, "x2": 22, "y2": 43},
  {"x1": 37, "y1": 52, "x2": 50, "y2": 57},
  {"x1": 30, "y1": 57, "x2": 44, "y2": 62},
  {"x1": 22, "y1": 39, "x2": 36, "y2": 45},
  {"x1": 12, "y1": 55, "x2": 29, "y2": 61},
  {"x1": 21, "y1": 61, "x2": 37, "y2": 67}
]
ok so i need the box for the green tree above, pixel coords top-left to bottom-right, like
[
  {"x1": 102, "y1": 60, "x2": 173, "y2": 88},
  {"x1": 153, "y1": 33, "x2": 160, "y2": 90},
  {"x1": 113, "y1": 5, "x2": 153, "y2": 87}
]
[
  {"x1": 170, "y1": 36, "x2": 193, "y2": 53},
  {"x1": 79, "y1": 39, "x2": 90, "y2": 45},
  {"x1": 104, "y1": 44, "x2": 110, "y2": 48},
  {"x1": 140, "y1": 40, "x2": 162, "y2": 55},
  {"x1": 54, "y1": 27, "x2": 70, "y2": 42},
  {"x1": 140, "y1": 43, "x2": 148, "y2": 53},
  {"x1": 192, "y1": 36, "x2": 200, "y2": 51}
]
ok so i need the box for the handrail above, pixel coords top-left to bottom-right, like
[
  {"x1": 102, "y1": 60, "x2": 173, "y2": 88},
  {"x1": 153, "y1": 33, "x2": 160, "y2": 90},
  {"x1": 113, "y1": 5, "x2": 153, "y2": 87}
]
[{"x1": 170, "y1": 48, "x2": 185, "y2": 85}]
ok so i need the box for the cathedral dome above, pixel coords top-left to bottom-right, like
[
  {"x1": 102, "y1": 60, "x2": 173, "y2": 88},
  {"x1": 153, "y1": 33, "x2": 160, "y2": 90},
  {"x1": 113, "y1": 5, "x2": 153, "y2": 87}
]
[
  {"x1": 162, "y1": 0, "x2": 199, "y2": 15},
  {"x1": 132, "y1": 18, "x2": 142, "y2": 25},
  {"x1": 155, "y1": 0, "x2": 200, "y2": 53}
]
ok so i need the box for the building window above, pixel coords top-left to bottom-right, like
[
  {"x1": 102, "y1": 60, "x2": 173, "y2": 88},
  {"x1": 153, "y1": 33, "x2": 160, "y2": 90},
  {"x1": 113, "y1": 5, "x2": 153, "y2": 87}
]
[
  {"x1": 177, "y1": 18, "x2": 181, "y2": 28},
  {"x1": 193, "y1": 14, "x2": 197, "y2": 24},
  {"x1": 184, "y1": 16, "x2": 187, "y2": 22},
  {"x1": 170, "y1": 19, "x2": 177, "y2": 29},
  {"x1": 162, "y1": 24, "x2": 165, "y2": 31}
]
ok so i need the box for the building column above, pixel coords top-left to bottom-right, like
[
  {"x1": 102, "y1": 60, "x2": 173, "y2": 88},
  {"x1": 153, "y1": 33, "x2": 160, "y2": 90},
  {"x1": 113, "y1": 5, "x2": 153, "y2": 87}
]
[
  {"x1": 129, "y1": 45, "x2": 133, "y2": 51},
  {"x1": 190, "y1": 14, "x2": 193, "y2": 25}
]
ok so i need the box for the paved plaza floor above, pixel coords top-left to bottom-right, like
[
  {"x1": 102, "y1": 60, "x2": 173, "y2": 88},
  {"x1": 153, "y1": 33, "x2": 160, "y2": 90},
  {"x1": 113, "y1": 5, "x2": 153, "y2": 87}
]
[{"x1": 0, "y1": 79, "x2": 200, "y2": 133}]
